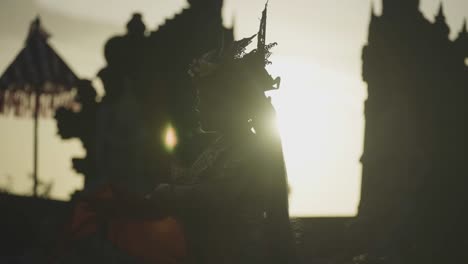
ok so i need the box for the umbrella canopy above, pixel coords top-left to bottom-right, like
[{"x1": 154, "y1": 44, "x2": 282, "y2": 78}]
[
  {"x1": 0, "y1": 17, "x2": 78, "y2": 117},
  {"x1": 0, "y1": 17, "x2": 79, "y2": 197}
]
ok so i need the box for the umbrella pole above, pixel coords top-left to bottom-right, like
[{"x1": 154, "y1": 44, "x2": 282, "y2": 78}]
[{"x1": 33, "y1": 91, "x2": 40, "y2": 197}]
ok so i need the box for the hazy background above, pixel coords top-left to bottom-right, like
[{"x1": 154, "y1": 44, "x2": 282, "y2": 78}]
[{"x1": 0, "y1": 0, "x2": 467, "y2": 216}]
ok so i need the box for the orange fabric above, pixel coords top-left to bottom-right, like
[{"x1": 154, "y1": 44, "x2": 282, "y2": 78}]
[
  {"x1": 108, "y1": 217, "x2": 187, "y2": 264},
  {"x1": 68, "y1": 186, "x2": 113, "y2": 239},
  {"x1": 65, "y1": 186, "x2": 187, "y2": 264}
]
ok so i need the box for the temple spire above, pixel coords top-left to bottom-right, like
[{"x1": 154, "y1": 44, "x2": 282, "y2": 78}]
[
  {"x1": 434, "y1": 2, "x2": 449, "y2": 37},
  {"x1": 436, "y1": 2, "x2": 445, "y2": 19},
  {"x1": 126, "y1": 13, "x2": 146, "y2": 36},
  {"x1": 456, "y1": 19, "x2": 468, "y2": 40}
]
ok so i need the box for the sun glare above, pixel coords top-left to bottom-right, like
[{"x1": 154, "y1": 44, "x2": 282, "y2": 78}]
[{"x1": 267, "y1": 56, "x2": 365, "y2": 217}]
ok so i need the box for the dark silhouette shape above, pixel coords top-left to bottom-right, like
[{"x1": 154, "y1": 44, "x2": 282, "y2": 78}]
[
  {"x1": 144, "y1": 4, "x2": 296, "y2": 264},
  {"x1": 0, "y1": 193, "x2": 69, "y2": 260},
  {"x1": 51, "y1": 1, "x2": 236, "y2": 263},
  {"x1": 358, "y1": 1, "x2": 468, "y2": 262},
  {"x1": 55, "y1": 79, "x2": 98, "y2": 190},
  {"x1": 58, "y1": 0, "x2": 234, "y2": 194},
  {"x1": 53, "y1": 3, "x2": 297, "y2": 264}
]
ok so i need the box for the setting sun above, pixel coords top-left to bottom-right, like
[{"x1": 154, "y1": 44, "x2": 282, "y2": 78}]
[{"x1": 267, "y1": 56, "x2": 365, "y2": 217}]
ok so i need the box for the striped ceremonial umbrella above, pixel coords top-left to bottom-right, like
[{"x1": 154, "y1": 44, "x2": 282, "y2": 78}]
[{"x1": 0, "y1": 17, "x2": 79, "y2": 196}]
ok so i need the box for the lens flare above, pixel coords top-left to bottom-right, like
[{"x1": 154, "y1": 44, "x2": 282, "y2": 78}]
[{"x1": 163, "y1": 124, "x2": 178, "y2": 152}]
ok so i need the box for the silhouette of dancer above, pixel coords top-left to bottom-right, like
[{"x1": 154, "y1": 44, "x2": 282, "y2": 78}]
[{"x1": 148, "y1": 5, "x2": 296, "y2": 264}]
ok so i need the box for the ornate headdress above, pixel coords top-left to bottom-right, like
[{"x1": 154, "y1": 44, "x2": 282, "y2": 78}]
[{"x1": 188, "y1": 3, "x2": 281, "y2": 91}]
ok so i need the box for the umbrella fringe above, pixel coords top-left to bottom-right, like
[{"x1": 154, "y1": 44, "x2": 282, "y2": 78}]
[{"x1": 0, "y1": 86, "x2": 76, "y2": 117}]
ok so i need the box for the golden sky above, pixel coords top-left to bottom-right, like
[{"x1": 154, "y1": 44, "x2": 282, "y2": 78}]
[{"x1": 0, "y1": 0, "x2": 467, "y2": 216}]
